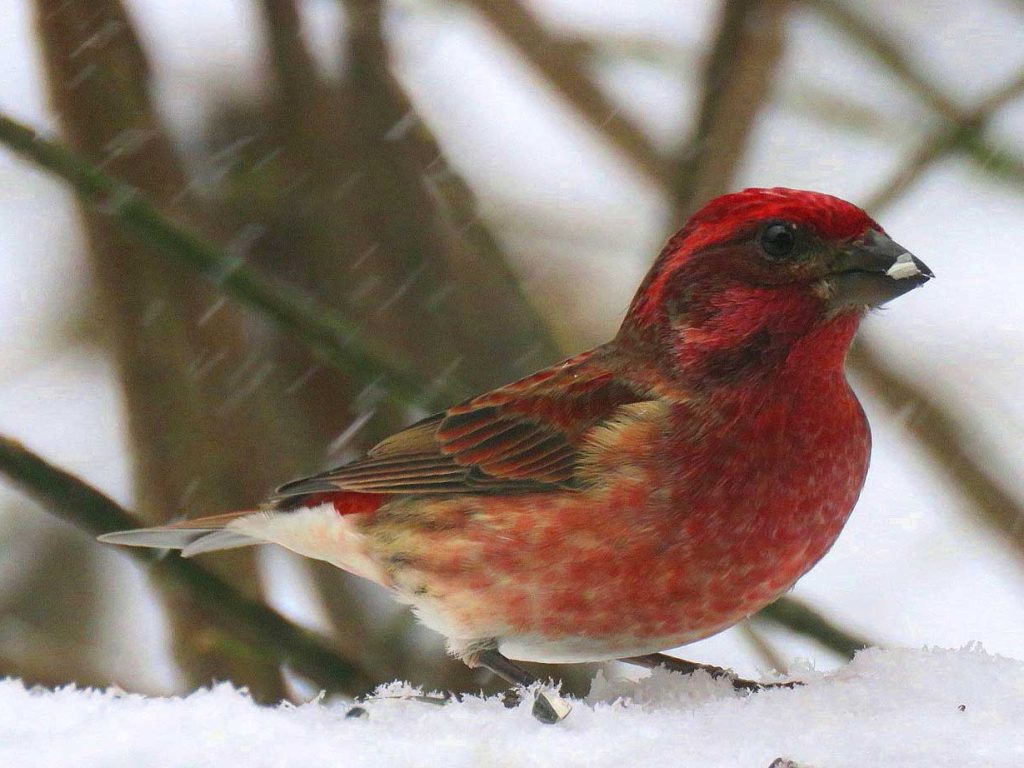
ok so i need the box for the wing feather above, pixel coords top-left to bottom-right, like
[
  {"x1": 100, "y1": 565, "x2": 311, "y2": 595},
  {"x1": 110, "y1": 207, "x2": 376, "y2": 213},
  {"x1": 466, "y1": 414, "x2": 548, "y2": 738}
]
[{"x1": 272, "y1": 347, "x2": 652, "y2": 505}]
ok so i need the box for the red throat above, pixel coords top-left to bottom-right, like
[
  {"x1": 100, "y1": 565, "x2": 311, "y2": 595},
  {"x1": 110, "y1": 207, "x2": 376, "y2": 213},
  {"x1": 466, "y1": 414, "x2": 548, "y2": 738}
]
[{"x1": 669, "y1": 282, "x2": 861, "y2": 392}]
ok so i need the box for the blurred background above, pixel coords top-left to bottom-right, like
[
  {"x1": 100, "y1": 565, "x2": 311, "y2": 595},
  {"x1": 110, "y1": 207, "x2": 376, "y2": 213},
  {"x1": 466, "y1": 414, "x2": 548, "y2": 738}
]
[{"x1": 0, "y1": 0, "x2": 1022, "y2": 703}]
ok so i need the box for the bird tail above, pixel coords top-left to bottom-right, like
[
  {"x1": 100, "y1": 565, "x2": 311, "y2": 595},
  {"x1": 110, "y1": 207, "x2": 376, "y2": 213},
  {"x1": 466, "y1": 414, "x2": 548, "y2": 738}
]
[{"x1": 97, "y1": 511, "x2": 262, "y2": 558}]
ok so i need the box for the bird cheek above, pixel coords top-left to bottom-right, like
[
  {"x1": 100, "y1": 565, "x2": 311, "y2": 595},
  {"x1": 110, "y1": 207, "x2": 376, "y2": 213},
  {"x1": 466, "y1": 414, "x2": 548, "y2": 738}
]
[{"x1": 813, "y1": 277, "x2": 865, "y2": 321}]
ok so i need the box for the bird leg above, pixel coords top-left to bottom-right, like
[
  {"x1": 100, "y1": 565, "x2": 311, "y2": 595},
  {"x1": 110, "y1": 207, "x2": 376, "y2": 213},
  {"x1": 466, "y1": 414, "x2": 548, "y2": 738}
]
[
  {"x1": 470, "y1": 648, "x2": 573, "y2": 724},
  {"x1": 620, "y1": 652, "x2": 798, "y2": 691},
  {"x1": 344, "y1": 650, "x2": 573, "y2": 723}
]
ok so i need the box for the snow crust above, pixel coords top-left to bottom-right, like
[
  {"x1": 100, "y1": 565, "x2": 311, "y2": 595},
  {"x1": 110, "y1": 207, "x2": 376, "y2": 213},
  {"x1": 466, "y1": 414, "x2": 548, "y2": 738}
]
[{"x1": 1, "y1": 647, "x2": 1021, "y2": 768}]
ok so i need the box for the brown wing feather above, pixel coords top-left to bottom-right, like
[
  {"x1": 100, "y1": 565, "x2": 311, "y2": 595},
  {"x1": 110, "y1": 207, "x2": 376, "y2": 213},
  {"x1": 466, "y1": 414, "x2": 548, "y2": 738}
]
[{"x1": 273, "y1": 348, "x2": 650, "y2": 502}]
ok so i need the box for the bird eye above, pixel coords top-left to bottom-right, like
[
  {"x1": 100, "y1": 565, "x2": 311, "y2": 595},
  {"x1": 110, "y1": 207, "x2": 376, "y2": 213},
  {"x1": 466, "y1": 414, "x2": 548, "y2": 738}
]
[{"x1": 760, "y1": 222, "x2": 796, "y2": 259}]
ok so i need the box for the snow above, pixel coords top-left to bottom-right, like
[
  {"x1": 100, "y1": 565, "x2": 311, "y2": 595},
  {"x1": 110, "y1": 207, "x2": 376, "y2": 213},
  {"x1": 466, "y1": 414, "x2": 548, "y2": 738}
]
[{"x1": 1, "y1": 647, "x2": 1022, "y2": 767}]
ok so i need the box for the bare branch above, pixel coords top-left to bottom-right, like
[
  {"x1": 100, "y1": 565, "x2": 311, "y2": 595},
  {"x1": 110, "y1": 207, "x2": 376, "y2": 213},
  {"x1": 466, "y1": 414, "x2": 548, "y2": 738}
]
[
  {"x1": 807, "y1": 0, "x2": 1024, "y2": 192},
  {"x1": 33, "y1": 0, "x2": 314, "y2": 698},
  {"x1": 672, "y1": 0, "x2": 788, "y2": 217},
  {"x1": 260, "y1": 0, "x2": 323, "y2": 127},
  {"x1": 864, "y1": 71, "x2": 1024, "y2": 212},
  {"x1": 341, "y1": 0, "x2": 562, "y2": 386},
  {"x1": 0, "y1": 435, "x2": 373, "y2": 693},
  {"x1": 0, "y1": 112, "x2": 452, "y2": 409},
  {"x1": 756, "y1": 596, "x2": 871, "y2": 659},
  {"x1": 460, "y1": 0, "x2": 667, "y2": 187},
  {"x1": 812, "y1": 0, "x2": 1024, "y2": 605},
  {"x1": 851, "y1": 344, "x2": 1024, "y2": 566},
  {"x1": 803, "y1": 0, "x2": 961, "y2": 121},
  {"x1": 739, "y1": 622, "x2": 790, "y2": 673}
]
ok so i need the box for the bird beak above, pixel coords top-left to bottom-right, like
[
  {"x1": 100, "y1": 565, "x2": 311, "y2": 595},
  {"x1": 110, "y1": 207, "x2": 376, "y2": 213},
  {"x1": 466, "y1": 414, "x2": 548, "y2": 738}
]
[{"x1": 828, "y1": 229, "x2": 934, "y2": 310}]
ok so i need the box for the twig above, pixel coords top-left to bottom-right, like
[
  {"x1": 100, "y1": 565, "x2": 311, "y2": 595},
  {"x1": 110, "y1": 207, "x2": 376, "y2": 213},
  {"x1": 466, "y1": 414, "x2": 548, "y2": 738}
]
[
  {"x1": 401, "y1": 105, "x2": 563, "y2": 363},
  {"x1": 343, "y1": 0, "x2": 563, "y2": 379},
  {"x1": 36, "y1": 0, "x2": 305, "y2": 699},
  {"x1": 803, "y1": 0, "x2": 960, "y2": 121},
  {"x1": 0, "y1": 435, "x2": 373, "y2": 694},
  {"x1": 779, "y1": 80, "x2": 1024, "y2": 190},
  {"x1": 756, "y1": 596, "x2": 870, "y2": 659},
  {"x1": 460, "y1": 0, "x2": 667, "y2": 187},
  {"x1": 812, "y1": 1, "x2": 1024, "y2": 619},
  {"x1": 806, "y1": 0, "x2": 1024, "y2": 191},
  {"x1": 259, "y1": 0, "x2": 322, "y2": 129},
  {"x1": 740, "y1": 622, "x2": 790, "y2": 674},
  {"x1": 865, "y1": 71, "x2": 1024, "y2": 212},
  {"x1": 0, "y1": 112, "x2": 451, "y2": 409},
  {"x1": 851, "y1": 343, "x2": 1024, "y2": 566},
  {"x1": 671, "y1": 0, "x2": 788, "y2": 218}
]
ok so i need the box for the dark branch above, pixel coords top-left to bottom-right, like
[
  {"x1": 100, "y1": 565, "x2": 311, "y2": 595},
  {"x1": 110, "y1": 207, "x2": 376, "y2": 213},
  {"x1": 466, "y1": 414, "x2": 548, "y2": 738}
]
[
  {"x1": 803, "y1": 0, "x2": 961, "y2": 121},
  {"x1": 851, "y1": 343, "x2": 1024, "y2": 567},
  {"x1": 0, "y1": 435, "x2": 373, "y2": 694},
  {"x1": 865, "y1": 71, "x2": 1024, "y2": 212},
  {"x1": 672, "y1": 0, "x2": 787, "y2": 217},
  {"x1": 461, "y1": 0, "x2": 667, "y2": 187},
  {"x1": 756, "y1": 596, "x2": 871, "y2": 659},
  {"x1": 0, "y1": 112, "x2": 452, "y2": 409},
  {"x1": 259, "y1": 0, "x2": 322, "y2": 126},
  {"x1": 806, "y1": 0, "x2": 1024, "y2": 190}
]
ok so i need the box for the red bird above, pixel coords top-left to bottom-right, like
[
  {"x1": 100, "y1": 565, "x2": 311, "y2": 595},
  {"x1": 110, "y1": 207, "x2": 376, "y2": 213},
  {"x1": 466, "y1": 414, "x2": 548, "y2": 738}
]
[{"x1": 102, "y1": 188, "x2": 932, "y2": 722}]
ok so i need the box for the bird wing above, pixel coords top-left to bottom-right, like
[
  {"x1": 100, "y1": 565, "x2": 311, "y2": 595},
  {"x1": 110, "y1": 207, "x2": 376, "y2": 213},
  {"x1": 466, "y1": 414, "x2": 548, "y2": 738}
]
[{"x1": 272, "y1": 348, "x2": 651, "y2": 502}]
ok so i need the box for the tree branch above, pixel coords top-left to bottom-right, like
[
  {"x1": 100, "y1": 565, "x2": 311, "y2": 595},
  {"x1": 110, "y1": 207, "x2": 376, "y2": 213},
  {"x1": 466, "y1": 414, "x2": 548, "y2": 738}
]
[
  {"x1": 757, "y1": 596, "x2": 871, "y2": 659},
  {"x1": 864, "y1": 70, "x2": 1024, "y2": 212},
  {"x1": 259, "y1": 0, "x2": 322, "y2": 131},
  {"x1": 0, "y1": 435, "x2": 372, "y2": 694},
  {"x1": 33, "y1": 0, "x2": 320, "y2": 699},
  {"x1": 460, "y1": 0, "x2": 667, "y2": 188},
  {"x1": 851, "y1": 344, "x2": 1024, "y2": 566},
  {"x1": 0, "y1": 112, "x2": 452, "y2": 409},
  {"x1": 802, "y1": 0, "x2": 960, "y2": 121},
  {"x1": 805, "y1": 0, "x2": 1024, "y2": 189},
  {"x1": 854, "y1": 71, "x2": 1024, "y2": 568},
  {"x1": 672, "y1": 0, "x2": 787, "y2": 218}
]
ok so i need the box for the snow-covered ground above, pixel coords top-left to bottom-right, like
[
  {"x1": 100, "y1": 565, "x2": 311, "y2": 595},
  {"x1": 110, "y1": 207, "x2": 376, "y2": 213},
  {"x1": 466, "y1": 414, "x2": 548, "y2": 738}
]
[{"x1": 1, "y1": 647, "x2": 1021, "y2": 767}]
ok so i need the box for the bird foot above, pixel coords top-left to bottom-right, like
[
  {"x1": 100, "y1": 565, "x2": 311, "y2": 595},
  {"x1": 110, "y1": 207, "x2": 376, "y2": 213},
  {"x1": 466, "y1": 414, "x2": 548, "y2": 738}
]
[{"x1": 470, "y1": 648, "x2": 573, "y2": 724}]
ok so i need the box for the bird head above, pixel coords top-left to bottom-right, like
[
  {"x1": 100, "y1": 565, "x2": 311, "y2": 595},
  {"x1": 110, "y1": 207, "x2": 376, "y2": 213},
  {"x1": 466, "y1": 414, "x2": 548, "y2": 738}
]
[{"x1": 619, "y1": 188, "x2": 932, "y2": 389}]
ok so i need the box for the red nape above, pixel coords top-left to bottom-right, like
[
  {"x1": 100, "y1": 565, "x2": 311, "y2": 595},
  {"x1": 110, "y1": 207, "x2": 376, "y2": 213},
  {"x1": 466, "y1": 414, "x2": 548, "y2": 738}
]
[{"x1": 300, "y1": 491, "x2": 385, "y2": 516}]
